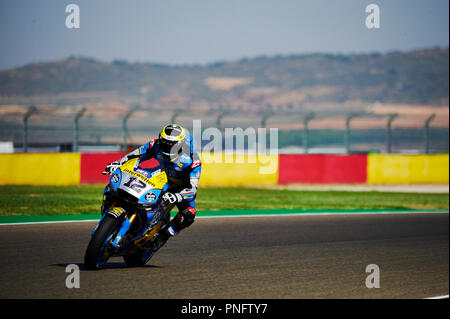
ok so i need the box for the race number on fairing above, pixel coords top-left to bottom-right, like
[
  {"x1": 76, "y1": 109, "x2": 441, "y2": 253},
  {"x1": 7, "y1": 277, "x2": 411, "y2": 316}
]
[{"x1": 123, "y1": 176, "x2": 146, "y2": 193}]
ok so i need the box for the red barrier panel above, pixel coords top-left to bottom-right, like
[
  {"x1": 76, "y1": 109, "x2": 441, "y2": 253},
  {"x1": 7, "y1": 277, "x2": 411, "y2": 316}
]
[
  {"x1": 80, "y1": 153, "x2": 161, "y2": 184},
  {"x1": 80, "y1": 153, "x2": 125, "y2": 184},
  {"x1": 278, "y1": 154, "x2": 367, "y2": 184},
  {"x1": 82, "y1": 153, "x2": 368, "y2": 185}
]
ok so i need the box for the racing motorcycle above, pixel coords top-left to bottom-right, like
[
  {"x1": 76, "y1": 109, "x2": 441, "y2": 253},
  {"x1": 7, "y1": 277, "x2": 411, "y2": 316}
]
[{"x1": 84, "y1": 157, "x2": 171, "y2": 270}]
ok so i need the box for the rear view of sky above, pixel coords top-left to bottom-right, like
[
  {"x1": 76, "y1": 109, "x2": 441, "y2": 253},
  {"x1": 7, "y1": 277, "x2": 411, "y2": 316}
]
[{"x1": 0, "y1": 0, "x2": 448, "y2": 70}]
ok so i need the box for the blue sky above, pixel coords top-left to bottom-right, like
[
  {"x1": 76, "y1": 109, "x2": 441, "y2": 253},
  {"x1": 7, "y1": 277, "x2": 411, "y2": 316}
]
[{"x1": 0, "y1": 0, "x2": 448, "y2": 70}]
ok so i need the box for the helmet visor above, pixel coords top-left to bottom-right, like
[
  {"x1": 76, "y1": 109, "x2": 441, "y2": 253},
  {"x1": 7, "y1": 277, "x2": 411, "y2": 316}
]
[{"x1": 159, "y1": 139, "x2": 182, "y2": 160}]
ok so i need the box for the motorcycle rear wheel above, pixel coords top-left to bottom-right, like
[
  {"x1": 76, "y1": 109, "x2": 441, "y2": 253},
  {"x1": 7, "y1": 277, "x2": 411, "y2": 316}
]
[
  {"x1": 84, "y1": 215, "x2": 121, "y2": 270},
  {"x1": 123, "y1": 250, "x2": 153, "y2": 267}
]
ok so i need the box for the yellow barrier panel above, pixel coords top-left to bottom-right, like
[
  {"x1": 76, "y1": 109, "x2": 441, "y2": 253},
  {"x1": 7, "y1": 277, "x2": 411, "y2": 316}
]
[
  {"x1": 199, "y1": 152, "x2": 279, "y2": 186},
  {"x1": 0, "y1": 153, "x2": 81, "y2": 185},
  {"x1": 367, "y1": 154, "x2": 449, "y2": 184}
]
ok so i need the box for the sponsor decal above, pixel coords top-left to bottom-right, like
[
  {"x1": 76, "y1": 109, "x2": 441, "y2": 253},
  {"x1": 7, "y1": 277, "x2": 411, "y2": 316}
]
[
  {"x1": 179, "y1": 154, "x2": 190, "y2": 163},
  {"x1": 149, "y1": 210, "x2": 161, "y2": 227},
  {"x1": 151, "y1": 169, "x2": 161, "y2": 177},
  {"x1": 145, "y1": 192, "x2": 157, "y2": 202},
  {"x1": 191, "y1": 160, "x2": 201, "y2": 168},
  {"x1": 111, "y1": 174, "x2": 120, "y2": 183},
  {"x1": 122, "y1": 168, "x2": 156, "y2": 187},
  {"x1": 107, "y1": 207, "x2": 125, "y2": 218},
  {"x1": 134, "y1": 168, "x2": 149, "y2": 177}
]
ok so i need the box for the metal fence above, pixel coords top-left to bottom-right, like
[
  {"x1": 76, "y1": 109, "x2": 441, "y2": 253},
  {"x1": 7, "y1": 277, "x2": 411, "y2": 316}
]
[{"x1": 0, "y1": 104, "x2": 448, "y2": 154}]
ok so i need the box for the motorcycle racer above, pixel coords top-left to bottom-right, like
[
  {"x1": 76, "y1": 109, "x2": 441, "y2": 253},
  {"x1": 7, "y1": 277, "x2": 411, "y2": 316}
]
[{"x1": 102, "y1": 124, "x2": 201, "y2": 253}]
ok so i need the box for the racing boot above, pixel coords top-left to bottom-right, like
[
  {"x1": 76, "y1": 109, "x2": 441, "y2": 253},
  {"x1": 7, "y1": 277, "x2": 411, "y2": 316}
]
[
  {"x1": 149, "y1": 224, "x2": 174, "y2": 253},
  {"x1": 148, "y1": 207, "x2": 195, "y2": 252}
]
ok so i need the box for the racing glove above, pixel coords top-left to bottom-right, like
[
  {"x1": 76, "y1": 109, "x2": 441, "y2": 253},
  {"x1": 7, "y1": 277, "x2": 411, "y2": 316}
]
[
  {"x1": 160, "y1": 192, "x2": 183, "y2": 207},
  {"x1": 102, "y1": 161, "x2": 121, "y2": 175}
]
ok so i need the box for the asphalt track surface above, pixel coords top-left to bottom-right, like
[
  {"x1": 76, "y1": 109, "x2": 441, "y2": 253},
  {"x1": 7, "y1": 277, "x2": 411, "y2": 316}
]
[{"x1": 0, "y1": 212, "x2": 448, "y2": 299}]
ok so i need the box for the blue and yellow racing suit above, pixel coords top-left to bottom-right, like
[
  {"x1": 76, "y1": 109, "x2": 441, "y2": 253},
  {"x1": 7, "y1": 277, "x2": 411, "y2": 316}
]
[{"x1": 113, "y1": 133, "x2": 201, "y2": 235}]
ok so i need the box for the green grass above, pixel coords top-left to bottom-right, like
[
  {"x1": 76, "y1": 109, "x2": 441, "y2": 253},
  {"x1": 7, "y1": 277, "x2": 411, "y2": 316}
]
[
  {"x1": 0, "y1": 185, "x2": 448, "y2": 216},
  {"x1": 198, "y1": 187, "x2": 449, "y2": 211}
]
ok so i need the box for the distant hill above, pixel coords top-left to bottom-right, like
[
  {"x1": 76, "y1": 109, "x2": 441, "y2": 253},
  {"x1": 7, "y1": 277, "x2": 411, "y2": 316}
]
[{"x1": 0, "y1": 48, "x2": 448, "y2": 106}]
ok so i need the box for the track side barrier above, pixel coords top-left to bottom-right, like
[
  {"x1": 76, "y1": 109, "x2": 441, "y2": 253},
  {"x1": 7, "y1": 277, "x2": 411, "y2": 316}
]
[
  {"x1": 0, "y1": 153, "x2": 447, "y2": 186},
  {"x1": 80, "y1": 152, "x2": 278, "y2": 186},
  {"x1": 367, "y1": 154, "x2": 449, "y2": 184},
  {"x1": 80, "y1": 153, "x2": 125, "y2": 184},
  {"x1": 278, "y1": 154, "x2": 368, "y2": 184},
  {"x1": 199, "y1": 153, "x2": 279, "y2": 186},
  {"x1": 80, "y1": 152, "x2": 279, "y2": 186},
  {"x1": 0, "y1": 153, "x2": 80, "y2": 185}
]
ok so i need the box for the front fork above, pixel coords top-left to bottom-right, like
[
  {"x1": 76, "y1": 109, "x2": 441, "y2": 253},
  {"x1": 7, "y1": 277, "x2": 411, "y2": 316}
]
[
  {"x1": 92, "y1": 204, "x2": 172, "y2": 249},
  {"x1": 111, "y1": 213, "x2": 137, "y2": 248}
]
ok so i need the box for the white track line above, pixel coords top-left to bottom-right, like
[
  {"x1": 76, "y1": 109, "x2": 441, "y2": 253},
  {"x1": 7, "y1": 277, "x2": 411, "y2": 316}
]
[
  {"x1": 0, "y1": 211, "x2": 448, "y2": 226},
  {"x1": 0, "y1": 219, "x2": 99, "y2": 226},
  {"x1": 197, "y1": 211, "x2": 449, "y2": 219},
  {"x1": 424, "y1": 294, "x2": 449, "y2": 299}
]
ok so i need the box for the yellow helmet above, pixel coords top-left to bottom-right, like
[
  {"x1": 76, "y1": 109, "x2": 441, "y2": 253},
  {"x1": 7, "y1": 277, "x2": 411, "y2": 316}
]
[{"x1": 158, "y1": 124, "x2": 186, "y2": 161}]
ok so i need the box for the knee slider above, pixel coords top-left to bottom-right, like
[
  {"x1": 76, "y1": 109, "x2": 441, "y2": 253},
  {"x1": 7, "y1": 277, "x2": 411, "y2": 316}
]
[
  {"x1": 172, "y1": 207, "x2": 196, "y2": 230},
  {"x1": 182, "y1": 207, "x2": 196, "y2": 225}
]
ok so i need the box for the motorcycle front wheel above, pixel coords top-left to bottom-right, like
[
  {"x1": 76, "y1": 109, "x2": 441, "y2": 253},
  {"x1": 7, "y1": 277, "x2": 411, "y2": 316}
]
[{"x1": 84, "y1": 215, "x2": 121, "y2": 270}]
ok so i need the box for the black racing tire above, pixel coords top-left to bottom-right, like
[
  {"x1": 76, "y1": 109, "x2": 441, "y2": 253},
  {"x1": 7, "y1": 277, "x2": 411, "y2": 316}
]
[{"x1": 84, "y1": 215, "x2": 121, "y2": 270}]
